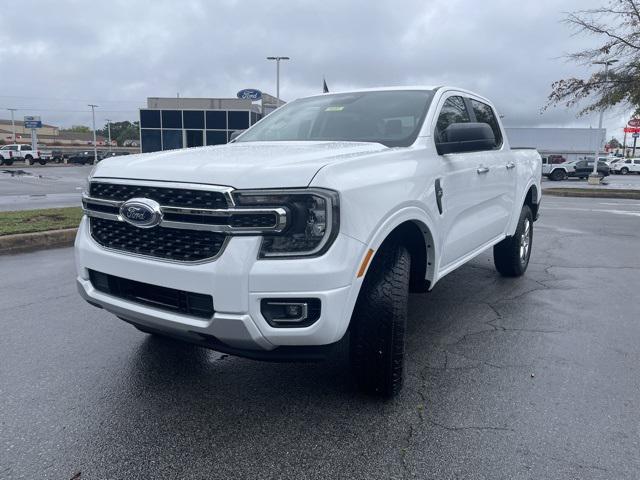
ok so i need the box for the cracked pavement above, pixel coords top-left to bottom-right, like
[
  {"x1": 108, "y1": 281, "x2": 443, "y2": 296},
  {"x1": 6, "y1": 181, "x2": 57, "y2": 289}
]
[{"x1": 1, "y1": 196, "x2": 639, "y2": 479}]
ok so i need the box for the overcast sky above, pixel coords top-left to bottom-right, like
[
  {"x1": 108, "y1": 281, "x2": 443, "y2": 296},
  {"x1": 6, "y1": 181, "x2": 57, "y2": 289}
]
[{"x1": 0, "y1": 0, "x2": 631, "y2": 139}]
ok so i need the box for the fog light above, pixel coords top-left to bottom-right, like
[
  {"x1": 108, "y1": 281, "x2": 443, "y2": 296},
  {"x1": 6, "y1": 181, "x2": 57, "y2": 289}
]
[{"x1": 260, "y1": 298, "x2": 321, "y2": 328}]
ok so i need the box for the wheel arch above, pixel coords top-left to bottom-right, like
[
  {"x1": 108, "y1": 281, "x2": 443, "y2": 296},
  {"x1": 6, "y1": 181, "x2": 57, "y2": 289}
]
[
  {"x1": 358, "y1": 207, "x2": 438, "y2": 289},
  {"x1": 506, "y1": 182, "x2": 540, "y2": 235},
  {"x1": 340, "y1": 209, "x2": 437, "y2": 340}
]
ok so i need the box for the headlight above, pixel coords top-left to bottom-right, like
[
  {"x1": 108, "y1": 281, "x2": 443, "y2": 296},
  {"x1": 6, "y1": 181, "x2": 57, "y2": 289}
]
[{"x1": 233, "y1": 188, "x2": 339, "y2": 258}]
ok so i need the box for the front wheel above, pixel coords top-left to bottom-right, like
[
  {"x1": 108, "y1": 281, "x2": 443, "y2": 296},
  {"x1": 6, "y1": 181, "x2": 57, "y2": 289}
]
[
  {"x1": 494, "y1": 205, "x2": 533, "y2": 277},
  {"x1": 550, "y1": 169, "x2": 566, "y2": 181},
  {"x1": 38, "y1": 158, "x2": 46, "y2": 165},
  {"x1": 350, "y1": 241, "x2": 410, "y2": 398},
  {"x1": 621, "y1": 167, "x2": 629, "y2": 175}
]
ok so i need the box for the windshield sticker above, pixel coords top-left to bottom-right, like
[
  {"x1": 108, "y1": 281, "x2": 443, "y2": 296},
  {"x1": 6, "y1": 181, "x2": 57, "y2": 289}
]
[{"x1": 325, "y1": 106, "x2": 344, "y2": 112}]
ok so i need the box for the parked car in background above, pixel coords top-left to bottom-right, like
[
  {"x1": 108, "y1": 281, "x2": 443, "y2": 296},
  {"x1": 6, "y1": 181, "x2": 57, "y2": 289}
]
[
  {"x1": 607, "y1": 158, "x2": 623, "y2": 171},
  {"x1": 67, "y1": 150, "x2": 102, "y2": 165},
  {"x1": 0, "y1": 144, "x2": 53, "y2": 165},
  {"x1": 101, "y1": 151, "x2": 130, "y2": 160},
  {"x1": 572, "y1": 159, "x2": 610, "y2": 179},
  {"x1": 543, "y1": 157, "x2": 575, "y2": 180},
  {"x1": 612, "y1": 158, "x2": 640, "y2": 175}
]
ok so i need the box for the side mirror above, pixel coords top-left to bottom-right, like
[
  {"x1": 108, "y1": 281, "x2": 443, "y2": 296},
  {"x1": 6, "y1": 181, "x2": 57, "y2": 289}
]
[
  {"x1": 436, "y1": 122, "x2": 496, "y2": 155},
  {"x1": 229, "y1": 130, "x2": 243, "y2": 142}
]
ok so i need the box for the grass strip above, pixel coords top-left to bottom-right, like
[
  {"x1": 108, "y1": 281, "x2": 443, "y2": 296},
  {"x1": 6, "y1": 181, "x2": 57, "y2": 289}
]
[{"x1": 0, "y1": 207, "x2": 83, "y2": 236}]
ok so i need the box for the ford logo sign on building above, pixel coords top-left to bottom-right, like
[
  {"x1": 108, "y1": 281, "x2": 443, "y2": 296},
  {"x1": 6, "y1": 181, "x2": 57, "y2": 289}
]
[
  {"x1": 237, "y1": 89, "x2": 262, "y2": 101},
  {"x1": 119, "y1": 198, "x2": 163, "y2": 228}
]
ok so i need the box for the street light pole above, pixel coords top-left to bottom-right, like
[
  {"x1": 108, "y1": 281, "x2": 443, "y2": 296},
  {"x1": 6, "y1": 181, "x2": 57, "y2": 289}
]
[
  {"x1": 266, "y1": 56, "x2": 290, "y2": 107},
  {"x1": 105, "y1": 119, "x2": 112, "y2": 152},
  {"x1": 589, "y1": 59, "x2": 618, "y2": 185},
  {"x1": 88, "y1": 104, "x2": 99, "y2": 164},
  {"x1": 7, "y1": 108, "x2": 17, "y2": 142}
]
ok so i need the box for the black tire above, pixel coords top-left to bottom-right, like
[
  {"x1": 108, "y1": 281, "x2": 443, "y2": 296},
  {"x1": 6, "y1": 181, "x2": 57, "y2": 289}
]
[
  {"x1": 621, "y1": 167, "x2": 629, "y2": 175},
  {"x1": 38, "y1": 158, "x2": 46, "y2": 165},
  {"x1": 350, "y1": 241, "x2": 410, "y2": 398},
  {"x1": 3, "y1": 159, "x2": 13, "y2": 166},
  {"x1": 550, "y1": 169, "x2": 566, "y2": 181},
  {"x1": 493, "y1": 205, "x2": 533, "y2": 277}
]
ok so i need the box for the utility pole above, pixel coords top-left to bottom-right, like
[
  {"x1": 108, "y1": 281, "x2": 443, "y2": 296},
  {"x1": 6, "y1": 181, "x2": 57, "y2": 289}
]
[
  {"x1": 88, "y1": 104, "x2": 99, "y2": 164},
  {"x1": 266, "y1": 56, "x2": 290, "y2": 107},
  {"x1": 589, "y1": 59, "x2": 618, "y2": 185},
  {"x1": 105, "y1": 119, "x2": 112, "y2": 152},
  {"x1": 7, "y1": 108, "x2": 17, "y2": 142}
]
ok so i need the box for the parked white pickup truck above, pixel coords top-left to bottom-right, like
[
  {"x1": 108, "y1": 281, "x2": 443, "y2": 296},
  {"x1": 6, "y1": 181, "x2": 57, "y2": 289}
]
[
  {"x1": 76, "y1": 87, "x2": 542, "y2": 397},
  {"x1": 0, "y1": 144, "x2": 52, "y2": 165}
]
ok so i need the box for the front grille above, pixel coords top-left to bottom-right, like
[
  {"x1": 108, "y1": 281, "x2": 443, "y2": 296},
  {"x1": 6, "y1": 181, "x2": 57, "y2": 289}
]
[
  {"x1": 89, "y1": 182, "x2": 228, "y2": 209},
  {"x1": 90, "y1": 217, "x2": 225, "y2": 262},
  {"x1": 89, "y1": 270, "x2": 214, "y2": 319}
]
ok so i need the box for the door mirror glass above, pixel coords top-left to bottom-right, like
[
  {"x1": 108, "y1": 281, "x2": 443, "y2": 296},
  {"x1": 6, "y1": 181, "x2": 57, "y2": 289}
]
[{"x1": 436, "y1": 122, "x2": 496, "y2": 155}]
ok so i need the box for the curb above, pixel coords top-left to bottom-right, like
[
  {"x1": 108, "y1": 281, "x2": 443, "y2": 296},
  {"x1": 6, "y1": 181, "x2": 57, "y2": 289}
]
[
  {"x1": 0, "y1": 228, "x2": 77, "y2": 255},
  {"x1": 543, "y1": 188, "x2": 640, "y2": 200}
]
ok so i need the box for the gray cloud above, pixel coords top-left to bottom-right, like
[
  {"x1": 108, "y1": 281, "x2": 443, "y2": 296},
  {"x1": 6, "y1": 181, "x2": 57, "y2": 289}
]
[{"x1": 0, "y1": 0, "x2": 629, "y2": 138}]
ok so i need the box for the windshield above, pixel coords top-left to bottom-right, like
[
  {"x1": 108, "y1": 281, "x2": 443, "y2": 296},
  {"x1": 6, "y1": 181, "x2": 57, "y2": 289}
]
[{"x1": 236, "y1": 90, "x2": 435, "y2": 148}]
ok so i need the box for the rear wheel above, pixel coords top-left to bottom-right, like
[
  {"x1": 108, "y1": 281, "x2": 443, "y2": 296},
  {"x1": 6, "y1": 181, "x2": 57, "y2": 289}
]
[
  {"x1": 38, "y1": 158, "x2": 46, "y2": 165},
  {"x1": 350, "y1": 240, "x2": 410, "y2": 398},
  {"x1": 494, "y1": 205, "x2": 533, "y2": 277},
  {"x1": 550, "y1": 169, "x2": 566, "y2": 181},
  {"x1": 621, "y1": 167, "x2": 629, "y2": 175}
]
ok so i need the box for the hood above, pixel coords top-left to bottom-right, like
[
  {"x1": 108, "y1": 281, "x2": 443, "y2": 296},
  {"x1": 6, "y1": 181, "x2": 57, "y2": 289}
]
[{"x1": 91, "y1": 141, "x2": 388, "y2": 189}]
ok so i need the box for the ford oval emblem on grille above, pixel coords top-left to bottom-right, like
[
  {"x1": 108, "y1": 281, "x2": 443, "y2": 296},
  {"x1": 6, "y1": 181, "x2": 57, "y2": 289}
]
[{"x1": 119, "y1": 198, "x2": 163, "y2": 228}]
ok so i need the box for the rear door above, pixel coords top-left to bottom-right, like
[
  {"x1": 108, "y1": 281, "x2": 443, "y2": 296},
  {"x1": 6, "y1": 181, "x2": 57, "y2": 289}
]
[
  {"x1": 434, "y1": 93, "x2": 513, "y2": 268},
  {"x1": 468, "y1": 97, "x2": 516, "y2": 234}
]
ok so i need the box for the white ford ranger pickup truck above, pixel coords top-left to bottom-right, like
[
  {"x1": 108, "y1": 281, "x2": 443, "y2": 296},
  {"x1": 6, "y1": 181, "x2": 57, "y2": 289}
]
[{"x1": 76, "y1": 87, "x2": 541, "y2": 397}]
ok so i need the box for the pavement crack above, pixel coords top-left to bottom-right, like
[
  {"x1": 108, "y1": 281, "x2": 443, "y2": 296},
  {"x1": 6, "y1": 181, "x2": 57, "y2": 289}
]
[{"x1": 425, "y1": 417, "x2": 515, "y2": 433}]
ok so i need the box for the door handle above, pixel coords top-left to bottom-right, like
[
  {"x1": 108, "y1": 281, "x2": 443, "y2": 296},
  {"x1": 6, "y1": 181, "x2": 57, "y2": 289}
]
[
  {"x1": 477, "y1": 166, "x2": 490, "y2": 174},
  {"x1": 506, "y1": 162, "x2": 516, "y2": 169}
]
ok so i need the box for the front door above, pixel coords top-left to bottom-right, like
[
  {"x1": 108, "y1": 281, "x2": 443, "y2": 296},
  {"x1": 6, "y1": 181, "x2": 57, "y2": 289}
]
[{"x1": 434, "y1": 94, "x2": 513, "y2": 268}]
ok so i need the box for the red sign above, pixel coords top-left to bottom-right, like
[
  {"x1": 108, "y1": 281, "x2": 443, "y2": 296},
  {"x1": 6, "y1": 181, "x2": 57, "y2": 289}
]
[
  {"x1": 624, "y1": 127, "x2": 640, "y2": 133},
  {"x1": 628, "y1": 118, "x2": 640, "y2": 127}
]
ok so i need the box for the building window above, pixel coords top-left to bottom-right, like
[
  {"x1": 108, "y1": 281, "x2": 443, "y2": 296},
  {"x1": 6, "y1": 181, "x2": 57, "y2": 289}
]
[
  {"x1": 206, "y1": 130, "x2": 227, "y2": 146},
  {"x1": 162, "y1": 110, "x2": 182, "y2": 129},
  {"x1": 206, "y1": 111, "x2": 227, "y2": 130},
  {"x1": 228, "y1": 111, "x2": 249, "y2": 130},
  {"x1": 162, "y1": 129, "x2": 183, "y2": 150},
  {"x1": 186, "y1": 130, "x2": 204, "y2": 148},
  {"x1": 141, "y1": 129, "x2": 161, "y2": 153},
  {"x1": 251, "y1": 112, "x2": 262, "y2": 125},
  {"x1": 140, "y1": 110, "x2": 161, "y2": 129},
  {"x1": 183, "y1": 110, "x2": 205, "y2": 129}
]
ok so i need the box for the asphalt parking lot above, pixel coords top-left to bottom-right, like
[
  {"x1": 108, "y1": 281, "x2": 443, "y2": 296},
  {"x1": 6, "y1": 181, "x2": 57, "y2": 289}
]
[
  {"x1": 1, "y1": 196, "x2": 639, "y2": 479},
  {"x1": 0, "y1": 165, "x2": 91, "y2": 211},
  {"x1": 546, "y1": 172, "x2": 640, "y2": 190}
]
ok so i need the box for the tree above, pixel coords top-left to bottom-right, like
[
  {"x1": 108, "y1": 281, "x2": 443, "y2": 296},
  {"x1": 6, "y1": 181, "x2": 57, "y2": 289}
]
[
  {"x1": 547, "y1": 0, "x2": 640, "y2": 116},
  {"x1": 96, "y1": 120, "x2": 139, "y2": 146},
  {"x1": 61, "y1": 125, "x2": 91, "y2": 133},
  {"x1": 608, "y1": 137, "x2": 622, "y2": 148}
]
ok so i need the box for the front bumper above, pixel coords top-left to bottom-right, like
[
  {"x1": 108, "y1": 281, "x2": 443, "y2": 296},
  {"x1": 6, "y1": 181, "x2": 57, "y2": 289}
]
[{"x1": 75, "y1": 217, "x2": 366, "y2": 353}]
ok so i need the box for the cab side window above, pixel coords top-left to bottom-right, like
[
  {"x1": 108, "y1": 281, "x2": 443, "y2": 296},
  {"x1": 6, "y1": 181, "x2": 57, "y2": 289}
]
[
  {"x1": 435, "y1": 96, "x2": 470, "y2": 142},
  {"x1": 470, "y1": 99, "x2": 502, "y2": 148}
]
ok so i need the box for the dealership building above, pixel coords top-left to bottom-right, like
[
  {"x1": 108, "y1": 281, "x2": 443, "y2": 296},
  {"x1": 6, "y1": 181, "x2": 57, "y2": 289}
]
[
  {"x1": 505, "y1": 127, "x2": 607, "y2": 161},
  {"x1": 139, "y1": 93, "x2": 279, "y2": 153}
]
